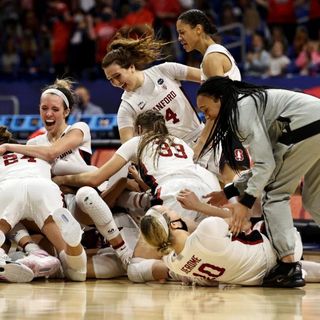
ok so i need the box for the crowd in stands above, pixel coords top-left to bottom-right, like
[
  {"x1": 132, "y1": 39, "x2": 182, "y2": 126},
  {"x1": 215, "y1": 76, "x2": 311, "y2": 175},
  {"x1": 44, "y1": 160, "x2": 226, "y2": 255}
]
[{"x1": 0, "y1": 0, "x2": 319, "y2": 80}]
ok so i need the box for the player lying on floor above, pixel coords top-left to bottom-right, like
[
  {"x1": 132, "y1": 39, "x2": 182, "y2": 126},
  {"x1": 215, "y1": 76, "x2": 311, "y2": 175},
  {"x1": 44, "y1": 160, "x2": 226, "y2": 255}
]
[{"x1": 140, "y1": 205, "x2": 320, "y2": 287}]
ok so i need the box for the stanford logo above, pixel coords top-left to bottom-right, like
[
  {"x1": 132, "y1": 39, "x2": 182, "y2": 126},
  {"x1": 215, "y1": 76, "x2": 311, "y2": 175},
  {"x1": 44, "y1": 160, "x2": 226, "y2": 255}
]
[{"x1": 234, "y1": 149, "x2": 244, "y2": 161}]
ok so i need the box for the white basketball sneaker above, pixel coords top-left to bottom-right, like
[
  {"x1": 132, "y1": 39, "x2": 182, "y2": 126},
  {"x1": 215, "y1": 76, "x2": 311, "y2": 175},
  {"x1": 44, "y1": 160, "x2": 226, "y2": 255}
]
[
  {"x1": 0, "y1": 254, "x2": 34, "y2": 283},
  {"x1": 52, "y1": 208, "x2": 83, "y2": 247},
  {"x1": 16, "y1": 250, "x2": 61, "y2": 278}
]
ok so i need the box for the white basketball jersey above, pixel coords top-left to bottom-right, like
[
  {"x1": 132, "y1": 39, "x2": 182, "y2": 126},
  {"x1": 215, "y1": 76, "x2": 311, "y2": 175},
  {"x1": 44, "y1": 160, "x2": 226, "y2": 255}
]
[
  {"x1": 27, "y1": 122, "x2": 95, "y2": 175},
  {"x1": 119, "y1": 62, "x2": 204, "y2": 144},
  {"x1": 116, "y1": 136, "x2": 205, "y2": 188},
  {"x1": 163, "y1": 217, "x2": 276, "y2": 286},
  {"x1": 0, "y1": 152, "x2": 51, "y2": 182},
  {"x1": 117, "y1": 136, "x2": 221, "y2": 221},
  {"x1": 200, "y1": 44, "x2": 241, "y2": 81}
]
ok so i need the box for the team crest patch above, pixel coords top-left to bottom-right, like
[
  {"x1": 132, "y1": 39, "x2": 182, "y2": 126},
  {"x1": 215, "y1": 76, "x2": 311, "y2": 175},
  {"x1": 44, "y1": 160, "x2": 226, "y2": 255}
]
[{"x1": 234, "y1": 148, "x2": 244, "y2": 161}]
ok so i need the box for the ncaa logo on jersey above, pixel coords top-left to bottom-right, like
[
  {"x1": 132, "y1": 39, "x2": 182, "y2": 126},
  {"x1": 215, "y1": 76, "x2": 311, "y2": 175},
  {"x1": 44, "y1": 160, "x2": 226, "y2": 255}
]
[
  {"x1": 157, "y1": 78, "x2": 167, "y2": 90},
  {"x1": 234, "y1": 148, "x2": 244, "y2": 161}
]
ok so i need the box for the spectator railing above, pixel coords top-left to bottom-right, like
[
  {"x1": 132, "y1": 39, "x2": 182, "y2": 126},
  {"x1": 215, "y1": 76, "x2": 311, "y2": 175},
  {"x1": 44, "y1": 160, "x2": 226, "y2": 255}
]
[
  {"x1": 1, "y1": 114, "x2": 119, "y2": 140},
  {"x1": 0, "y1": 95, "x2": 20, "y2": 114},
  {"x1": 218, "y1": 22, "x2": 246, "y2": 66}
]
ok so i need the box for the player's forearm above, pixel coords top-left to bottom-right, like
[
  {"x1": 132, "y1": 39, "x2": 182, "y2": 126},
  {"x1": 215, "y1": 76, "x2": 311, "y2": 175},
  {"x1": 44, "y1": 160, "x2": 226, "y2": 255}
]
[
  {"x1": 193, "y1": 120, "x2": 215, "y2": 159},
  {"x1": 137, "y1": 179, "x2": 150, "y2": 192},
  {"x1": 4, "y1": 143, "x2": 54, "y2": 162},
  {"x1": 60, "y1": 171, "x2": 101, "y2": 188},
  {"x1": 197, "y1": 202, "x2": 232, "y2": 218}
]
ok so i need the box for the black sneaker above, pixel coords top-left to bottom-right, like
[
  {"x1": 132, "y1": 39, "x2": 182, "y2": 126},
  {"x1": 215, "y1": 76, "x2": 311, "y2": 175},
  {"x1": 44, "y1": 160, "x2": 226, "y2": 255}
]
[{"x1": 262, "y1": 261, "x2": 305, "y2": 288}]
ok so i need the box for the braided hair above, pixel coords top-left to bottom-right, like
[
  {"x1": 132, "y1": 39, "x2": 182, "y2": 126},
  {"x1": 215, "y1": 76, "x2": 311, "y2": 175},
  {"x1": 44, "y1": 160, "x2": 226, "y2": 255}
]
[{"x1": 197, "y1": 76, "x2": 269, "y2": 171}]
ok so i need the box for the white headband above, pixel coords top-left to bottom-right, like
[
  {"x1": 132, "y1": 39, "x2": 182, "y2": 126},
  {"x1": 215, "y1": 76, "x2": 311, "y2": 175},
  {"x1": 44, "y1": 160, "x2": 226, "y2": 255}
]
[
  {"x1": 41, "y1": 88, "x2": 70, "y2": 109},
  {"x1": 145, "y1": 206, "x2": 169, "y2": 237}
]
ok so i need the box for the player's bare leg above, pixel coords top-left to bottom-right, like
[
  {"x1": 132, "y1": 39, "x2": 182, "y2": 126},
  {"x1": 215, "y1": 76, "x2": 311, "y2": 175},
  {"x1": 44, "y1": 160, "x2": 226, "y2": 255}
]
[{"x1": 42, "y1": 211, "x2": 87, "y2": 281}]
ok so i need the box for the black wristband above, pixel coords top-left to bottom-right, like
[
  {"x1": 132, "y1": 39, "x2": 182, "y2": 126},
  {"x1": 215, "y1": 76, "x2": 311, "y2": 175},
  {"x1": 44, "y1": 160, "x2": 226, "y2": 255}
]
[
  {"x1": 239, "y1": 192, "x2": 256, "y2": 209},
  {"x1": 223, "y1": 183, "x2": 240, "y2": 199}
]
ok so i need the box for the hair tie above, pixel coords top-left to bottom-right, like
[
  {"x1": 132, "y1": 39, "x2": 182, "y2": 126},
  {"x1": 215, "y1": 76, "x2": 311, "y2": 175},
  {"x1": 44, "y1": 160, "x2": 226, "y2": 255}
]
[{"x1": 158, "y1": 241, "x2": 170, "y2": 252}]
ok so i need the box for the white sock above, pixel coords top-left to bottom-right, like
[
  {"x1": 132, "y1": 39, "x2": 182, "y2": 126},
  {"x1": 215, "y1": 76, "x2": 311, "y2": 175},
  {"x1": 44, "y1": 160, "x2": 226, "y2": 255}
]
[
  {"x1": 7, "y1": 223, "x2": 30, "y2": 243},
  {"x1": 24, "y1": 243, "x2": 41, "y2": 254},
  {"x1": 113, "y1": 240, "x2": 132, "y2": 260},
  {"x1": 0, "y1": 247, "x2": 7, "y2": 258},
  {"x1": 0, "y1": 230, "x2": 6, "y2": 248},
  {"x1": 116, "y1": 190, "x2": 151, "y2": 210}
]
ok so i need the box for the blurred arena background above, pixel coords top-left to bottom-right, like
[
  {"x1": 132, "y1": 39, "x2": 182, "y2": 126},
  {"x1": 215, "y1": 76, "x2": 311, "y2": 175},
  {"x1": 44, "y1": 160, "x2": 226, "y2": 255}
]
[{"x1": 0, "y1": 0, "x2": 319, "y2": 246}]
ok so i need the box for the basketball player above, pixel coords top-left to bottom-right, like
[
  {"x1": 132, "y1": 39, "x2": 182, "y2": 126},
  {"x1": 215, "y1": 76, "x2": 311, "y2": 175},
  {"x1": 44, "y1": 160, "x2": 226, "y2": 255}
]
[
  {"x1": 140, "y1": 205, "x2": 320, "y2": 287},
  {"x1": 102, "y1": 25, "x2": 203, "y2": 146},
  {"x1": 52, "y1": 110, "x2": 220, "y2": 222},
  {"x1": 0, "y1": 79, "x2": 133, "y2": 271},
  {"x1": 0, "y1": 126, "x2": 86, "y2": 282},
  {"x1": 176, "y1": 9, "x2": 249, "y2": 180},
  {"x1": 195, "y1": 76, "x2": 320, "y2": 287},
  {"x1": 51, "y1": 110, "x2": 222, "y2": 282}
]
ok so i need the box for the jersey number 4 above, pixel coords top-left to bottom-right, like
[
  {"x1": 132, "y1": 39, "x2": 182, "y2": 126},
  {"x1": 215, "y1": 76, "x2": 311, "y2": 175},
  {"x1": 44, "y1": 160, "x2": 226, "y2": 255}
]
[
  {"x1": 165, "y1": 108, "x2": 180, "y2": 124},
  {"x1": 3, "y1": 154, "x2": 36, "y2": 166}
]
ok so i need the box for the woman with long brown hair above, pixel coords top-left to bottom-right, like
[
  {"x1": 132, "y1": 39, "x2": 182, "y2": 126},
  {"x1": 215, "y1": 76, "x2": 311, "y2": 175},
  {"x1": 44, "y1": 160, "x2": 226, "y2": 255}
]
[{"x1": 101, "y1": 25, "x2": 204, "y2": 146}]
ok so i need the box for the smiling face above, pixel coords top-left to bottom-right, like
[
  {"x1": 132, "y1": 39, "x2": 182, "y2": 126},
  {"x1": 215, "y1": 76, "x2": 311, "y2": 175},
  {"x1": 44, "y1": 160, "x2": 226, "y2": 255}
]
[
  {"x1": 103, "y1": 62, "x2": 139, "y2": 92},
  {"x1": 176, "y1": 20, "x2": 200, "y2": 52},
  {"x1": 197, "y1": 94, "x2": 221, "y2": 121},
  {"x1": 39, "y1": 94, "x2": 69, "y2": 136}
]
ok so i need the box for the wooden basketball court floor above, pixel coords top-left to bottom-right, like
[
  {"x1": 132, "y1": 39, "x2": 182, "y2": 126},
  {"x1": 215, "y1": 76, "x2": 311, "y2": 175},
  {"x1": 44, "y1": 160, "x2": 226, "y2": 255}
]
[{"x1": 1, "y1": 256, "x2": 320, "y2": 320}]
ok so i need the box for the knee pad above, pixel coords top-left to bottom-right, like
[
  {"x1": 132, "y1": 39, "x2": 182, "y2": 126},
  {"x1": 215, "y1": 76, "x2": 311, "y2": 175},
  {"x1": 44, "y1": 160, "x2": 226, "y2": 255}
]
[
  {"x1": 75, "y1": 186, "x2": 99, "y2": 211},
  {"x1": 75, "y1": 186, "x2": 113, "y2": 225},
  {"x1": 127, "y1": 258, "x2": 157, "y2": 283}
]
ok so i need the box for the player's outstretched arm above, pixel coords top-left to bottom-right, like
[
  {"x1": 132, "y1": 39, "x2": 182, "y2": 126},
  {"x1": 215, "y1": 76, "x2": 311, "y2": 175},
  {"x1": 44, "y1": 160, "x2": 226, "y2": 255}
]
[
  {"x1": 53, "y1": 154, "x2": 128, "y2": 188},
  {"x1": 177, "y1": 189, "x2": 232, "y2": 218}
]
